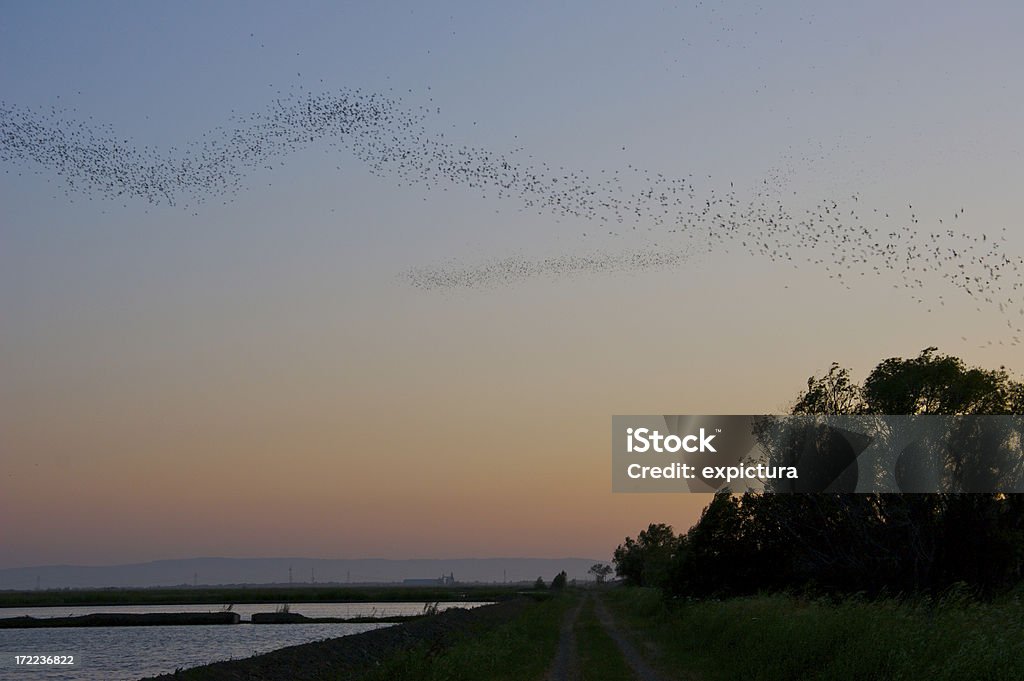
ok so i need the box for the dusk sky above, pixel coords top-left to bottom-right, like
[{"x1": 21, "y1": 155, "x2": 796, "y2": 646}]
[{"x1": 2, "y1": 2, "x2": 1022, "y2": 570}]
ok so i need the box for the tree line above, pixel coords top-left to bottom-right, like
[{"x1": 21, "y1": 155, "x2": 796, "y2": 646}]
[{"x1": 614, "y1": 348, "x2": 1024, "y2": 597}]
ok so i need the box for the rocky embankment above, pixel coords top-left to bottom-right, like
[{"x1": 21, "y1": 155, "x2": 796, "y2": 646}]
[{"x1": 141, "y1": 600, "x2": 527, "y2": 680}]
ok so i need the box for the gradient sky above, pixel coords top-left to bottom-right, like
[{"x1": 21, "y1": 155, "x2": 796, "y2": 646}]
[{"x1": 2, "y1": 1, "x2": 1023, "y2": 570}]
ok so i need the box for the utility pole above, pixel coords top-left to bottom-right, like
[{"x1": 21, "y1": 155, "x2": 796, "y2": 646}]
[{"x1": 289, "y1": 566, "x2": 293, "y2": 585}]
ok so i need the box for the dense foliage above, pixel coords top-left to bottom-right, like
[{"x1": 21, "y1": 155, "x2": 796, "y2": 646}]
[{"x1": 614, "y1": 348, "x2": 1024, "y2": 597}]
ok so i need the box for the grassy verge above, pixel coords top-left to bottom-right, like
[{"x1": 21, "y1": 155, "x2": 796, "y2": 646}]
[
  {"x1": 351, "y1": 593, "x2": 574, "y2": 681},
  {"x1": 604, "y1": 586, "x2": 1024, "y2": 681},
  {"x1": 575, "y1": 596, "x2": 636, "y2": 681}
]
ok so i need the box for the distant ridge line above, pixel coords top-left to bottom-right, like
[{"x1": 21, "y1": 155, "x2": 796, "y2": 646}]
[{"x1": 0, "y1": 556, "x2": 603, "y2": 590}]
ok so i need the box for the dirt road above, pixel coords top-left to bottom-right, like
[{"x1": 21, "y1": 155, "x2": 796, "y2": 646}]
[{"x1": 546, "y1": 593, "x2": 669, "y2": 681}]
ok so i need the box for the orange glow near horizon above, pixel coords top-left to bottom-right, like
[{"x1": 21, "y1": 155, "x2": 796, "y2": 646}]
[{"x1": 3, "y1": 4, "x2": 1023, "y2": 571}]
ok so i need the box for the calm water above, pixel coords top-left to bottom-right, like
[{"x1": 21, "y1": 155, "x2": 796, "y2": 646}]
[{"x1": 0, "y1": 602, "x2": 491, "y2": 680}]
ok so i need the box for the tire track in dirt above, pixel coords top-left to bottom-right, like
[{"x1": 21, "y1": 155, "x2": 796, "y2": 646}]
[
  {"x1": 547, "y1": 597, "x2": 584, "y2": 681},
  {"x1": 593, "y1": 595, "x2": 669, "y2": 681}
]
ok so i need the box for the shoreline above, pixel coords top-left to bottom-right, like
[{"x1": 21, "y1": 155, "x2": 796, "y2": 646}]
[
  {"x1": 140, "y1": 599, "x2": 527, "y2": 680},
  {"x1": 0, "y1": 611, "x2": 423, "y2": 628}
]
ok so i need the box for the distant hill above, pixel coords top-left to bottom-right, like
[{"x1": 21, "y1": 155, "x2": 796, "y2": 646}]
[{"x1": 0, "y1": 557, "x2": 602, "y2": 590}]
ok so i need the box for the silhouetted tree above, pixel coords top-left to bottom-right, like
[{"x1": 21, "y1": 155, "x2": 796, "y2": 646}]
[
  {"x1": 793, "y1": 362, "x2": 863, "y2": 415},
  {"x1": 862, "y1": 347, "x2": 1022, "y2": 415},
  {"x1": 550, "y1": 571, "x2": 568, "y2": 590},
  {"x1": 588, "y1": 563, "x2": 613, "y2": 584},
  {"x1": 613, "y1": 523, "x2": 680, "y2": 588},
  {"x1": 661, "y1": 348, "x2": 1024, "y2": 598}
]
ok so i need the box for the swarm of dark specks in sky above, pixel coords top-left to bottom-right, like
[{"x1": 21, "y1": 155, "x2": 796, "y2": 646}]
[
  {"x1": 1, "y1": 87, "x2": 1022, "y2": 346},
  {"x1": 401, "y1": 248, "x2": 697, "y2": 291}
]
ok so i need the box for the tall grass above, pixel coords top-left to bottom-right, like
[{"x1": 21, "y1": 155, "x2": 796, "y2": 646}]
[
  {"x1": 604, "y1": 586, "x2": 1024, "y2": 680},
  {"x1": 352, "y1": 595, "x2": 572, "y2": 681}
]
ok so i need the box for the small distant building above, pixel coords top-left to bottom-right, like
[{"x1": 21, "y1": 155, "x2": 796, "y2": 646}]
[{"x1": 403, "y1": 573, "x2": 456, "y2": 586}]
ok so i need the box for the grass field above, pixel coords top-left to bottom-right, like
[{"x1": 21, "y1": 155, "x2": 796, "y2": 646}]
[
  {"x1": 350, "y1": 594, "x2": 572, "y2": 681},
  {"x1": 604, "y1": 586, "x2": 1024, "y2": 681},
  {"x1": 13, "y1": 584, "x2": 1024, "y2": 679}
]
